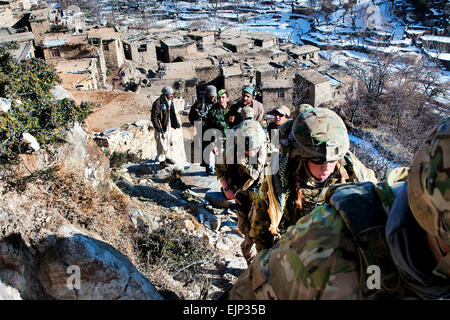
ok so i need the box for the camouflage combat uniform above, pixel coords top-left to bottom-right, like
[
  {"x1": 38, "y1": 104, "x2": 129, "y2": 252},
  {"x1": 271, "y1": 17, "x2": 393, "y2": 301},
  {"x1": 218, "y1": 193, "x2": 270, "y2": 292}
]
[
  {"x1": 250, "y1": 108, "x2": 377, "y2": 252},
  {"x1": 215, "y1": 120, "x2": 268, "y2": 262},
  {"x1": 228, "y1": 117, "x2": 450, "y2": 300},
  {"x1": 203, "y1": 101, "x2": 231, "y2": 149},
  {"x1": 250, "y1": 152, "x2": 377, "y2": 251}
]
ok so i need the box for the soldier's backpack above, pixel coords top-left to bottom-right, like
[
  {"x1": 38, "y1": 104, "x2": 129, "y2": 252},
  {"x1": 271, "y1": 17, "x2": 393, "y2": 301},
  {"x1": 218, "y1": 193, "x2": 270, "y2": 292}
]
[{"x1": 328, "y1": 181, "x2": 405, "y2": 299}]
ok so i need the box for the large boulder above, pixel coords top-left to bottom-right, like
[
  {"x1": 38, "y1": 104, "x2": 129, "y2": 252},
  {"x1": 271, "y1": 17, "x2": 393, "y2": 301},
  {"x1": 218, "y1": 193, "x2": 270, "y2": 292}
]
[
  {"x1": 16, "y1": 122, "x2": 111, "y2": 192},
  {"x1": 39, "y1": 231, "x2": 163, "y2": 300}
]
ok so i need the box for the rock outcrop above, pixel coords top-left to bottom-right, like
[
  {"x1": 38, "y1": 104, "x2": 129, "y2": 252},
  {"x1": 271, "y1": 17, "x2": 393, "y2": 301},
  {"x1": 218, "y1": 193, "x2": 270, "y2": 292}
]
[
  {"x1": 39, "y1": 229, "x2": 162, "y2": 300},
  {"x1": 0, "y1": 123, "x2": 163, "y2": 300}
]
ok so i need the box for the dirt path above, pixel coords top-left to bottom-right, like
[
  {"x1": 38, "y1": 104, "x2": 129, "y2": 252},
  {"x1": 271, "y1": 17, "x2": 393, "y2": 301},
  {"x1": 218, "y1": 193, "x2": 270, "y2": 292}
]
[{"x1": 73, "y1": 89, "x2": 245, "y2": 299}]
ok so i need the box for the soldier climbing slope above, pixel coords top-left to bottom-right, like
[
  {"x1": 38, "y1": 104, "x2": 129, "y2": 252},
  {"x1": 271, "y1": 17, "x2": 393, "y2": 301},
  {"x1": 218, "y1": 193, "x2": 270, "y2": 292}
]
[
  {"x1": 227, "y1": 117, "x2": 450, "y2": 300},
  {"x1": 249, "y1": 108, "x2": 377, "y2": 253},
  {"x1": 215, "y1": 119, "x2": 268, "y2": 263},
  {"x1": 203, "y1": 89, "x2": 232, "y2": 159}
]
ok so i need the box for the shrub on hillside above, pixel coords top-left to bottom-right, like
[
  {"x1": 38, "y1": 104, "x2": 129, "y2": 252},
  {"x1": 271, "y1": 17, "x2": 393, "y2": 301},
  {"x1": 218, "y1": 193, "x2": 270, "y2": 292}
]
[{"x1": 0, "y1": 46, "x2": 97, "y2": 162}]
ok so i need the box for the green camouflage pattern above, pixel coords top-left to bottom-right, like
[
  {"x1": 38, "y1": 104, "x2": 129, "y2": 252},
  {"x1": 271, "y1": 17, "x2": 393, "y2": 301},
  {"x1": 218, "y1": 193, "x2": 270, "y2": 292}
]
[
  {"x1": 288, "y1": 108, "x2": 350, "y2": 162},
  {"x1": 241, "y1": 106, "x2": 255, "y2": 120},
  {"x1": 228, "y1": 180, "x2": 408, "y2": 300},
  {"x1": 408, "y1": 117, "x2": 450, "y2": 245},
  {"x1": 228, "y1": 119, "x2": 450, "y2": 300},
  {"x1": 203, "y1": 102, "x2": 231, "y2": 138},
  {"x1": 249, "y1": 150, "x2": 377, "y2": 251},
  {"x1": 293, "y1": 103, "x2": 314, "y2": 119},
  {"x1": 230, "y1": 201, "x2": 363, "y2": 299}
]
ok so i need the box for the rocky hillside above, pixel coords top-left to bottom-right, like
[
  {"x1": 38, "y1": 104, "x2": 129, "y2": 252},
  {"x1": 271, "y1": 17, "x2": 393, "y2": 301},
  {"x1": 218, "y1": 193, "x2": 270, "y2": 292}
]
[{"x1": 0, "y1": 95, "x2": 249, "y2": 300}]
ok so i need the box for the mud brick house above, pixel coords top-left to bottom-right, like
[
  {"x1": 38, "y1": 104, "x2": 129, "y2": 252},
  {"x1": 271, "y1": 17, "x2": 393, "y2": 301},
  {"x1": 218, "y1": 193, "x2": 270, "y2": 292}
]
[
  {"x1": 248, "y1": 31, "x2": 277, "y2": 49},
  {"x1": 260, "y1": 78, "x2": 294, "y2": 111},
  {"x1": 294, "y1": 69, "x2": 331, "y2": 107},
  {"x1": 0, "y1": 27, "x2": 34, "y2": 61},
  {"x1": 159, "y1": 38, "x2": 197, "y2": 63},
  {"x1": 55, "y1": 58, "x2": 100, "y2": 90},
  {"x1": 40, "y1": 33, "x2": 87, "y2": 63},
  {"x1": 187, "y1": 31, "x2": 215, "y2": 50},
  {"x1": 289, "y1": 45, "x2": 320, "y2": 63},
  {"x1": 222, "y1": 37, "x2": 251, "y2": 53},
  {"x1": 88, "y1": 27, "x2": 125, "y2": 71},
  {"x1": 221, "y1": 64, "x2": 253, "y2": 100},
  {"x1": 28, "y1": 8, "x2": 51, "y2": 44}
]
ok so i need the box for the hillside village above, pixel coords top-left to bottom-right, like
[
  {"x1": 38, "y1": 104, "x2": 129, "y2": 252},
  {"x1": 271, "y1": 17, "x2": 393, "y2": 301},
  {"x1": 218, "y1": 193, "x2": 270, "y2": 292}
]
[
  {"x1": 0, "y1": 2, "x2": 366, "y2": 111},
  {"x1": 1, "y1": 1, "x2": 448, "y2": 111},
  {"x1": 0, "y1": 0, "x2": 449, "y2": 301}
]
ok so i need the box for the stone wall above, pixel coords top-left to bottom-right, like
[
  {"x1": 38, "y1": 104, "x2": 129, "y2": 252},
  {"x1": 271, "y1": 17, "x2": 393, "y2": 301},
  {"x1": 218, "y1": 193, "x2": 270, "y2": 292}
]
[
  {"x1": 103, "y1": 39, "x2": 125, "y2": 70},
  {"x1": 313, "y1": 81, "x2": 332, "y2": 107}
]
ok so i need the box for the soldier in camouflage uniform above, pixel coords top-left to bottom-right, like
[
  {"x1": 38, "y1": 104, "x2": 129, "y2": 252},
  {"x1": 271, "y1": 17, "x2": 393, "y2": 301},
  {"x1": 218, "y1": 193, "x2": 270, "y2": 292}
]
[
  {"x1": 293, "y1": 103, "x2": 314, "y2": 119},
  {"x1": 249, "y1": 108, "x2": 377, "y2": 252},
  {"x1": 227, "y1": 117, "x2": 450, "y2": 300},
  {"x1": 215, "y1": 119, "x2": 268, "y2": 263}
]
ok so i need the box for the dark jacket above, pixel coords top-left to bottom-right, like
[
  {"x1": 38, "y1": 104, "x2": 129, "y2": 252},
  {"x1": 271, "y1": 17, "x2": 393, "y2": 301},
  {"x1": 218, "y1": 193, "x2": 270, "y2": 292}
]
[
  {"x1": 151, "y1": 95, "x2": 180, "y2": 133},
  {"x1": 226, "y1": 98, "x2": 264, "y2": 128},
  {"x1": 188, "y1": 96, "x2": 215, "y2": 126},
  {"x1": 266, "y1": 121, "x2": 279, "y2": 141}
]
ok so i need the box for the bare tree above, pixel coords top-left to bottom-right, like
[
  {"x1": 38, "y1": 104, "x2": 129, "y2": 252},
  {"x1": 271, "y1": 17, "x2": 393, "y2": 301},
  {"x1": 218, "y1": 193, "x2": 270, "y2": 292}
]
[
  {"x1": 346, "y1": 54, "x2": 394, "y2": 100},
  {"x1": 414, "y1": 60, "x2": 449, "y2": 100}
]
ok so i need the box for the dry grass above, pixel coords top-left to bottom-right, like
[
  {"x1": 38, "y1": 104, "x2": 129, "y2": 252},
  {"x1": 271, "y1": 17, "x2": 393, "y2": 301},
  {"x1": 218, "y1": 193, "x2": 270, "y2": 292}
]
[{"x1": 46, "y1": 170, "x2": 136, "y2": 259}]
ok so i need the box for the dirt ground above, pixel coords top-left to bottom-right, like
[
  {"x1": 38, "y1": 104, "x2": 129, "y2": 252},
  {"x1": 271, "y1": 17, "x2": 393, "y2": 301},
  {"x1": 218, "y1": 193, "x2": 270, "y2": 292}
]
[{"x1": 68, "y1": 89, "x2": 153, "y2": 133}]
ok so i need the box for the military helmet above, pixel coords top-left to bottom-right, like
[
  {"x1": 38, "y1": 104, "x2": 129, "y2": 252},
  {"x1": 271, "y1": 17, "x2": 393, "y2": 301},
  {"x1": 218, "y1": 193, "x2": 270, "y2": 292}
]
[
  {"x1": 408, "y1": 117, "x2": 450, "y2": 245},
  {"x1": 235, "y1": 120, "x2": 266, "y2": 150},
  {"x1": 241, "y1": 106, "x2": 255, "y2": 120},
  {"x1": 295, "y1": 103, "x2": 313, "y2": 117},
  {"x1": 288, "y1": 108, "x2": 349, "y2": 162}
]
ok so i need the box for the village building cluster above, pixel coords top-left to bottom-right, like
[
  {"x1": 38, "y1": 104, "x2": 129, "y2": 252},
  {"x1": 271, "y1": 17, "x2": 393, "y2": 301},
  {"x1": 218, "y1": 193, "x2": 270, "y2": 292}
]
[
  {"x1": 1, "y1": 1, "x2": 448, "y2": 110},
  {"x1": 0, "y1": 0, "x2": 368, "y2": 112}
]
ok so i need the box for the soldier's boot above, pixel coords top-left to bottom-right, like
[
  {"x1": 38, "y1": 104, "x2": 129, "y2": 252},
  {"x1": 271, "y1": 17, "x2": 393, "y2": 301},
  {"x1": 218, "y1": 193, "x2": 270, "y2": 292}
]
[
  {"x1": 165, "y1": 158, "x2": 176, "y2": 165},
  {"x1": 160, "y1": 161, "x2": 170, "y2": 168},
  {"x1": 205, "y1": 165, "x2": 215, "y2": 176}
]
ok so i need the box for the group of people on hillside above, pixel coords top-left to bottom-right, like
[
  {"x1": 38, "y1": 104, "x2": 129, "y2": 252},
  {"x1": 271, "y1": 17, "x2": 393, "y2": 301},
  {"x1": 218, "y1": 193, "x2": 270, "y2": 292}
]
[{"x1": 150, "y1": 84, "x2": 450, "y2": 300}]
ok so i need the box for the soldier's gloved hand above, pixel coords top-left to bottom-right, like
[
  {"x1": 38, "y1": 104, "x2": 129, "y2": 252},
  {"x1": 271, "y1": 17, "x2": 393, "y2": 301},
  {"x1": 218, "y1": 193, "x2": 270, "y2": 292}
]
[
  {"x1": 224, "y1": 188, "x2": 235, "y2": 201},
  {"x1": 220, "y1": 179, "x2": 239, "y2": 204}
]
